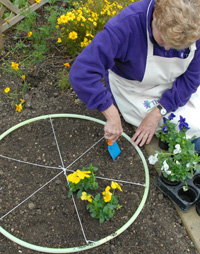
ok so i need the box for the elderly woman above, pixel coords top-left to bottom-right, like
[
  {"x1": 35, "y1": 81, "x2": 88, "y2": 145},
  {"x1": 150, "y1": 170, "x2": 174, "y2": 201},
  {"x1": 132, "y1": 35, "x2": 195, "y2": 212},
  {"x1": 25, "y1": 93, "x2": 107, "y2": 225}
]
[{"x1": 69, "y1": 0, "x2": 200, "y2": 152}]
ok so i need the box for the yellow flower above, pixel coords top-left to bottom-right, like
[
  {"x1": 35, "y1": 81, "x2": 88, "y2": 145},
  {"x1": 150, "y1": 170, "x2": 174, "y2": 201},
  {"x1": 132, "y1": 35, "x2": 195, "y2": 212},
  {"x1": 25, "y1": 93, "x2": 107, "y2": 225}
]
[
  {"x1": 81, "y1": 192, "x2": 92, "y2": 203},
  {"x1": 111, "y1": 181, "x2": 122, "y2": 191},
  {"x1": 107, "y1": 10, "x2": 111, "y2": 16},
  {"x1": 86, "y1": 31, "x2": 94, "y2": 38},
  {"x1": 87, "y1": 197, "x2": 92, "y2": 203},
  {"x1": 35, "y1": 0, "x2": 40, "y2": 3},
  {"x1": 4, "y1": 87, "x2": 10, "y2": 93},
  {"x1": 81, "y1": 192, "x2": 88, "y2": 200},
  {"x1": 6, "y1": 19, "x2": 9, "y2": 23},
  {"x1": 15, "y1": 104, "x2": 23, "y2": 113},
  {"x1": 64, "y1": 63, "x2": 70, "y2": 68},
  {"x1": 11, "y1": 62, "x2": 19, "y2": 70},
  {"x1": 28, "y1": 31, "x2": 32, "y2": 37},
  {"x1": 69, "y1": 31, "x2": 78, "y2": 40},
  {"x1": 67, "y1": 172, "x2": 80, "y2": 184},
  {"x1": 102, "y1": 186, "x2": 112, "y2": 202},
  {"x1": 21, "y1": 74, "x2": 26, "y2": 80},
  {"x1": 81, "y1": 17, "x2": 86, "y2": 22},
  {"x1": 76, "y1": 169, "x2": 91, "y2": 180},
  {"x1": 80, "y1": 37, "x2": 91, "y2": 47},
  {"x1": 77, "y1": 9, "x2": 82, "y2": 15},
  {"x1": 117, "y1": 4, "x2": 123, "y2": 9},
  {"x1": 57, "y1": 17, "x2": 62, "y2": 25},
  {"x1": 57, "y1": 38, "x2": 62, "y2": 43},
  {"x1": 20, "y1": 99, "x2": 25, "y2": 104},
  {"x1": 66, "y1": 12, "x2": 75, "y2": 21},
  {"x1": 59, "y1": 15, "x2": 68, "y2": 24}
]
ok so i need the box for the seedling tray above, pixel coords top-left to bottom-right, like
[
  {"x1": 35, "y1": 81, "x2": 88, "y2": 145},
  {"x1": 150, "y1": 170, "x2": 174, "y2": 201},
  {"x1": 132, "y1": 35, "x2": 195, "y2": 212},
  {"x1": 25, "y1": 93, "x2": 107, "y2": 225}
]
[{"x1": 154, "y1": 172, "x2": 200, "y2": 212}]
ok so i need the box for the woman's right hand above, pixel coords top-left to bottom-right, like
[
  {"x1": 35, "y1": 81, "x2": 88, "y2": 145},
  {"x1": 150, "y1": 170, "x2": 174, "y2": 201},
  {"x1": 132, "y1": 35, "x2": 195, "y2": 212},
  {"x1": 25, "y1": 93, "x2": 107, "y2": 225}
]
[{"x1": 102, "y1": 104, "x2": 123, "y2": 144}]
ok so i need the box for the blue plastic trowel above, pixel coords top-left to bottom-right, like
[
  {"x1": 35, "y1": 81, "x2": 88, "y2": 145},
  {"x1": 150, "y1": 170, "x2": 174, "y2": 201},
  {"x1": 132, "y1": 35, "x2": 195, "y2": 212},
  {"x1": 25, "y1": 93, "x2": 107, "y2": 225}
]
[{"x1": 108, "y1": 140, "x2": 121, "y2": 161}]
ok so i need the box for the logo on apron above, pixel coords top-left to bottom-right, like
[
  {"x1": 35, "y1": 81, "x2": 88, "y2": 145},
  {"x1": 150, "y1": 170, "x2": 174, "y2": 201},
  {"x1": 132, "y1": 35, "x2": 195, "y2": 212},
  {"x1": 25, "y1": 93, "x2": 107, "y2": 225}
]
[{"x1": 143, "y1": 99, "x2": 159, "y2": 112}]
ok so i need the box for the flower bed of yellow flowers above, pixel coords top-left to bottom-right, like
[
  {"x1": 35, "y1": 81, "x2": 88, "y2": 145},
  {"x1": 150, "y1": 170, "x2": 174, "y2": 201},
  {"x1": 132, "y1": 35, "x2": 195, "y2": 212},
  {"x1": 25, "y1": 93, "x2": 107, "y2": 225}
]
[
  {"x1": 67, "y1": 164, "x2": 122, "y2": 223},
  {"x1": 56, "y1": 0, "x2": 135, "y2": 55}
]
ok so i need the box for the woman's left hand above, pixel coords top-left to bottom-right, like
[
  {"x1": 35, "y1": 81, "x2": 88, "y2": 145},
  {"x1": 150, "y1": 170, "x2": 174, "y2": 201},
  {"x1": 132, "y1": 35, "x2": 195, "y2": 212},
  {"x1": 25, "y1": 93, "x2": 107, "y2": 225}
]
[{"x1": 131, "y1": 107, "x2": 163, "y2": 147}]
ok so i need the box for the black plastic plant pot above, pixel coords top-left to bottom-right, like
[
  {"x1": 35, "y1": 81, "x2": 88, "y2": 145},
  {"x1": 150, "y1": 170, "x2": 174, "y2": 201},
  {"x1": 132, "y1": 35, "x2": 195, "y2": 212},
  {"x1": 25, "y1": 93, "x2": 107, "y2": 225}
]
[
  {"x1": 193, "y1": 174, "x2": 200, "y2": 189},
  {"x1": 154, "y1": 173, "x2": 200, "y2": 212},
  {"x1": 158, "y1": 139, "x2": 169, "y2": 151},
  {"x1": 178, "y1": 187, "x2": 198, "y2": 203},
  {"x1": 160, "y1": 174, "x2": 180, "y2": 186}
]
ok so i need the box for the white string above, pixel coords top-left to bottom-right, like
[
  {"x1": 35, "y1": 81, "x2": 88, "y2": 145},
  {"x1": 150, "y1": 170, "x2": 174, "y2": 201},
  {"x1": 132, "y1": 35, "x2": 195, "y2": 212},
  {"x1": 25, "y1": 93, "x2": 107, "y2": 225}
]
[
  {"x1": 49, "y1": 117, "x2": 65, "y2": 168},
  {"x1": 0, "y1": 136, "x2": 105, "y2": 222},
  {"x1": 0, "y1": 154, "x2": 61, "y2": 170},
  {"x1": 60, "y1": 137, "x2": 105, "y2": 169},
  {"x1": 49, "y1": 117, "x2": 89, "y2": 243},
  {"x1": 0, "y1": 134, "x2": 105, "y2": 172},
  {"x1": 0, "y1": 171, "x2": 64, "y2": 220},
  {"x1": 95, "y1": 176, "x2": 146, "y2": 187},
  {"x1": 59, "y1": 167, "x2": 145, "y2": 187}
]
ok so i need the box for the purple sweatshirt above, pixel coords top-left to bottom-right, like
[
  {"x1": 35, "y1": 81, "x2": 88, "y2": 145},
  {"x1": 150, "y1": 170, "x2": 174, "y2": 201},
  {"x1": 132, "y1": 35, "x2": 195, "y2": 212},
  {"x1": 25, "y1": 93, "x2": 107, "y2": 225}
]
[{"x1": 69, "y1": 0, "x2": 200, "y2": 113}]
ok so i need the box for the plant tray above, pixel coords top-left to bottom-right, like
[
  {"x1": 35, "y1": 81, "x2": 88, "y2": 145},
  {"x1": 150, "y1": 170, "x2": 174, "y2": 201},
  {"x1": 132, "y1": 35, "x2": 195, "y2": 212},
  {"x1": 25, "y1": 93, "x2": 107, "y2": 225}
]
[{"x1": 154, "y1": 172, "x2": 200, "y2": 212}]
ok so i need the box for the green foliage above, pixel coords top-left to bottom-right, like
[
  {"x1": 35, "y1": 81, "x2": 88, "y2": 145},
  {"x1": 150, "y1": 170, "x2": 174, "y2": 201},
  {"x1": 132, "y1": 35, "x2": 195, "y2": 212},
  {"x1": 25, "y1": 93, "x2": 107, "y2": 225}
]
[
  {"x1": 67, "y1": 164, "x2": 99, "y2": 198},
  {"x1": 0, "y1": 61, "x2": 30, "y2": 108},
  {"x1": 57, "y1": 69, "x2": 71, "y2": 91},
  {"x1": 67, "y1": 163, "x2": 123, "y2": 223},
  {"x1": 86, "y1": 192, "x2": 121, "y2": 223}
]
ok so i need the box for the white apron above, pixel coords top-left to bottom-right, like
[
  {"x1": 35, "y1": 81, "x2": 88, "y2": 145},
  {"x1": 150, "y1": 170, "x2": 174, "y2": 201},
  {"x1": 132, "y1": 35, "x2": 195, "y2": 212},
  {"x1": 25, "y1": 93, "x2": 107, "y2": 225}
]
[{"x1": 109, "y1": 1, "x2": 200, "y2": 138}]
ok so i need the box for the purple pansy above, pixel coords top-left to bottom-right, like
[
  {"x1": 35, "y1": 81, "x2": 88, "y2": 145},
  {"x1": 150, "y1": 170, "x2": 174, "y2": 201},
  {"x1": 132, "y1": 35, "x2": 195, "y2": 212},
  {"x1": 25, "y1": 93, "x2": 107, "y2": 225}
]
[
  {"x1": 168, "y1": 113, "x2": 176, "y2": 120},
  {"x1": 162, "y1": 125, "x2": 168, "y2": 133},
  {"x1": 178, "y1": 115, "x2": 190, "y2": 131},
  {"x1": 163, "y1": 117, "x2": 167, "y2": 124}
]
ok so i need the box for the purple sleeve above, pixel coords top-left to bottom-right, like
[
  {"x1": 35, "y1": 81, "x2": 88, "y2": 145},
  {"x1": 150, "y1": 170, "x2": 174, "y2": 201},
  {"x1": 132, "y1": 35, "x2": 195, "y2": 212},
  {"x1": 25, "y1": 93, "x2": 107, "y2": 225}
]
[
  {"x1": 69, "y1": 28, "x2": 122, "y2": 112},
  {"x1": 159, "y1": 40, "x2": 200, "y2": 112}
]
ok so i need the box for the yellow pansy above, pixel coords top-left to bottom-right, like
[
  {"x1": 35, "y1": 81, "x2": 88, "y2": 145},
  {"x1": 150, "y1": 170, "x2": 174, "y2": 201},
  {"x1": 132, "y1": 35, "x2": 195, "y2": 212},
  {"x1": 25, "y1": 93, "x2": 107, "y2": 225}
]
[
  {"x1": 81, "y1": 192, "x2": 92, "y2": 203},
  {"x1": 28, "y1": 32, "x2": 32, "y2": 37},
  {"x1": 111, "y1": 181, "x2": 122, "y2": 191},
  {"x1": 67, "y1": 172, "x2": 80, "y2": 184},
  {"x1": 102, "y1": 186, "x2": 112, "y2": 202},
  {"x1": 76, "y1": 169, "x2": 91, "y2": 180}
]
